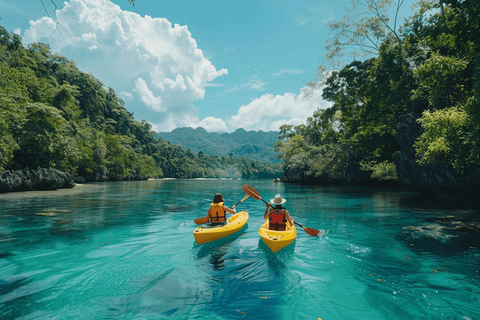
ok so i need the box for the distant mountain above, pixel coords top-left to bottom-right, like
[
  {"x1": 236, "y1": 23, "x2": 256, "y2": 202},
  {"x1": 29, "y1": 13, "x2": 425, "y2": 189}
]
[{"x1": 157, "y1": 127, "x2": 281, "y2": 163}]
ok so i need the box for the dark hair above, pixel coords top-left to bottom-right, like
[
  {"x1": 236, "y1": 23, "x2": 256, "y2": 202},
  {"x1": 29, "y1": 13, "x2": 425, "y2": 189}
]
[{"x1": 213, "y1": 193, "x2": 224, "y2": 203}]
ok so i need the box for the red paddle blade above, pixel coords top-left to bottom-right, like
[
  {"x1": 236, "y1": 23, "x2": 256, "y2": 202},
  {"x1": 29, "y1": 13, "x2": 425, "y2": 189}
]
[
  {"x1": 194, "y1": 217, "x2": 209, "y2": 224},
  {"x1": 304, "y1": 227, "x2": 321, "y2": 237}
]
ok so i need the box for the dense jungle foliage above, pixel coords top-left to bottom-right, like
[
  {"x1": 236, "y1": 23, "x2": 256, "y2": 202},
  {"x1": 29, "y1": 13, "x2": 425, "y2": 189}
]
[
  {"x1": 0, "y1": 27, "x2": 282, "y2": 181},
  {"x1": 275, "y1": 0, "x2": 480, "y2": 185}
]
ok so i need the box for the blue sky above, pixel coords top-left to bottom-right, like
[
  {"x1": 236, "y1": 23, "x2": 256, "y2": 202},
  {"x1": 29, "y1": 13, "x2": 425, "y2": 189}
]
[{"x1": 0, "y1": 0, "x2": 415, "y2": 132}]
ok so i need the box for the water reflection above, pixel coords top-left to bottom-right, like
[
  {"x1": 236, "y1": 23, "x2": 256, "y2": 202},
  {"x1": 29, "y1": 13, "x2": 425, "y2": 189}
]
[
  {"x1": 195, "y1": 230, "x2": 247, "y2": 271},
  {"x1": 257, "y1": 238, "x2": 296, "y2": 259},
  {"x1": 192, "y1": 228, "x2": 293, "y2": 319}
]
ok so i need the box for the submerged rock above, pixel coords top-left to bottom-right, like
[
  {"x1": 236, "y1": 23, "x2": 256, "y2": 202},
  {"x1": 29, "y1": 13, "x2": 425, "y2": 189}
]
[
  {"x1": 35, "y1": 212, "x2": 58, "y2": 217},
  {"x1": 0, "y1": 168, "x2": 75, "y2": 193}
]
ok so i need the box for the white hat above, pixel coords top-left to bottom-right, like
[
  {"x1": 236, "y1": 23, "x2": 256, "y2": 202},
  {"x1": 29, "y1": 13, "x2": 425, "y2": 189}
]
[{"x1": 270, "y1": 194, "x2": 286, "y2": 205}]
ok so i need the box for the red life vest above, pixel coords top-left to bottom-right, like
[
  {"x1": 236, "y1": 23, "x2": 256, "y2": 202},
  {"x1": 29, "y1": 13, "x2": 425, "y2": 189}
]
[
  {"x1": 209, "y1": 202, "x2": 226, "y2": 224},
  {"x1": 268, "y1": 208, "x2": 287, "y2": 231}
]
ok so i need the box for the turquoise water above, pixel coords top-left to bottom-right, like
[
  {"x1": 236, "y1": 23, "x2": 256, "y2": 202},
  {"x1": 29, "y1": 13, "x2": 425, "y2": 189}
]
[{"x1": 0, "y1": 179, "x2": 479, "y2": 320}]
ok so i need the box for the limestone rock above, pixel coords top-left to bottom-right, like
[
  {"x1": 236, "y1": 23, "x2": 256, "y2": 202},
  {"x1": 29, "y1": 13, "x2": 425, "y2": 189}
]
[{"x1": 0, "y1": 168, "x2": 75, "y2": 193}]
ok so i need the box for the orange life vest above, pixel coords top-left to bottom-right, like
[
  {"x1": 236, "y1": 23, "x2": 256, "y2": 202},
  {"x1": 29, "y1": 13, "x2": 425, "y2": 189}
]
[
  {"x1": 209, "y1": 202, "x2": 226, "y2": 224},
  {"x1": 268, "y1": 208, "x2": 287, "y2": 231}
]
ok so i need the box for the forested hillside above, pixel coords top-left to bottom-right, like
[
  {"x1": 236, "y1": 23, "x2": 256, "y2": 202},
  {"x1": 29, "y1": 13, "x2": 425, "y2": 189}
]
[
  {"x1": 275, "y1": 0, "x2": 479, "y2": 197},
  {"x1": 157, "y1": 127, "x2": 280, "y2": 163},
  {"x1": 0, "y1": 27, "x2": 282, "y2": 181}
]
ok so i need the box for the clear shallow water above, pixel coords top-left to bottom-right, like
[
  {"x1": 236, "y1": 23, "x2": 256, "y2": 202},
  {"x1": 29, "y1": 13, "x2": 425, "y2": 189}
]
[{"x1": 0, "y1": 180, "x2": 479, "y2": 320}]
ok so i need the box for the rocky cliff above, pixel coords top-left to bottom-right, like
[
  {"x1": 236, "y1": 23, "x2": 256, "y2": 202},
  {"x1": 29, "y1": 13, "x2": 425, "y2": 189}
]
[{"x1": 0, "y1": 168, "x2": 76, "y2": 193}]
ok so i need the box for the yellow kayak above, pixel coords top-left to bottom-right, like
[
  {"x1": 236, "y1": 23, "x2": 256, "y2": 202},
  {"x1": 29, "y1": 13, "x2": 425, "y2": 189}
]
[
  {"x1": 193, "y1": 211, "x2": 249, "y2": 245},
  {"x1": 258, "y1": 220, "x2": 297, "y2": 252}
]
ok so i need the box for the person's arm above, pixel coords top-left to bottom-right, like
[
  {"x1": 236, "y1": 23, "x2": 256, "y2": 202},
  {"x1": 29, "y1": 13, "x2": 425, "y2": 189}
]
[
  {"x1": 284, "y1": 209, "x2": 294, "y2": 226},
  {"x1": 224, "y1": 205, "x2": 236, "y2": 214},
  {"x1": 264, "y1": 203, "x2": 271, "y2": 219}
]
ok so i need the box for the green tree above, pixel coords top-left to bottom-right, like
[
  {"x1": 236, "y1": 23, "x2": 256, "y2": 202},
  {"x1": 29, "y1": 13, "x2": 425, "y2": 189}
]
[
  {"x1": 415, "y1": 107, "x2": 476, "y2": 175},
  {"x1": 13, "y1": 103, "x2": 73, "y2": 169},
  {"x1": 278, "y1": 0, "x2": 480, "y2": 188},
  {"x1": 0, "y1": 114, "x2": 18, "y2": 170}
]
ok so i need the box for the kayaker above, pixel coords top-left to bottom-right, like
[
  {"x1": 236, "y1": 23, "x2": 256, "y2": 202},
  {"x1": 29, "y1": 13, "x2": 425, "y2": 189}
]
[
  {"x1": 264, "y1": 194, "x2": 293, "y2": 231},
  {"x1": 207, "y1": 193, "x2": 236, "y2": 225}
]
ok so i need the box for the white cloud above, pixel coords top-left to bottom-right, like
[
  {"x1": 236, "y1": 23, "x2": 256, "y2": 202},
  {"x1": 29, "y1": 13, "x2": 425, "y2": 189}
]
[
  {"x1": 205, "y1": 83, "x2": 225, "y2": 88},
  {"x1": 22, "y1": 0, "x2": 227, "y2": 130},
  {"x1": 192, "y1": 117, "x2": 228, "y2": 132},
  {"x1": 229, "y1": 85, "x2": 332, "y2": 131},
  {"x1": 248, "y1": 79, "x2": 266, "y2": 91},
  {"x1": 150, "y1": 112, "x2": 200, "y2": 133},
  {"x1": 24, "y1": 16, "x2": 58, "y2": 40},
  {"x1": 119, "y1": 91, "x2": 133, "y2": 100},
  {"x1": 272, "y1": 68, "x2": 305, "y2": 77},
  {"x1": 134, "y1": 78, "x2": 164, "y2": 112},
  {"x1": 229, "y1": 73, "x2": 266, "y2": 92},
  {"x1": 150, "y1": 119, "x2": 176, "y2": 133}
]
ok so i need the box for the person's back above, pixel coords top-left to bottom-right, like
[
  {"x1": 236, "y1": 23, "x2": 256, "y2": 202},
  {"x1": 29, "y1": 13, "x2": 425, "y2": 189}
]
[
  {"x1": 264, "y1": 194, "x2": 292, "y2": 231},
  {"x1": 267, "y1": 205, "x2": 288, "y2": 231},
  {"x1": 209, "y1": 201, "x2": 226, "y2": 224},
  {"x1": 207, "y1": 193, "x2": 236, "y2": 225}
]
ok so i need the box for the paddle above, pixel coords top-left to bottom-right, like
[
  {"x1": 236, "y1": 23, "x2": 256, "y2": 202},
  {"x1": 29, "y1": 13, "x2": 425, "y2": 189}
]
[
  {"x1": 194, "y1": 216, "x2": 209, "y2": 224},
  {"x1": 233, "y1": 194, "x2": 250, "y2": 207},
  {"x1": 194, "y1": 194, "x2": 249, "y2": 224},
  {"x1": 293, "y1": 221, "x2": 322, "y2": 237},
  {"x1": 242, "y1": 184, "x2": 322, "y2": 237}
]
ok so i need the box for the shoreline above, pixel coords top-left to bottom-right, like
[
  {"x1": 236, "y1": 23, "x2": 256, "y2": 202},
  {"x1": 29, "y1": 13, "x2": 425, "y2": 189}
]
[
  {"x1": 2, "y1": 178, "x2": 478, "y2": 205},
  {"x1": 0, "y1": 183, "x2": 101, "y2": 198}
]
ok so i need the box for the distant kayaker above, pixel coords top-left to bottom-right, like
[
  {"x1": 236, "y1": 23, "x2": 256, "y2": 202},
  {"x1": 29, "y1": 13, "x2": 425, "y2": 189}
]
[
  {"x1": 207, "y1": 193, "x2": 236, "y2": 225},
  {"x1": 264, "y1": 194, "x2": 293, "y2": 231}
]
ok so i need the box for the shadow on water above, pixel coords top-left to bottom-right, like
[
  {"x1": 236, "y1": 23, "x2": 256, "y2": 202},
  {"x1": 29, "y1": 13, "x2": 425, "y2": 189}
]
[
  {"x1": 0, "y1": 277, "x2": 30, "y2": 296},
  {"x1": 191, "y1": 227, "x2": 295, "y2": 319},
  {"x1": 258, "y1": 238, "x2": 296, "y2": 281},
  {"x1": 258, "y1": 238, "x2": 296, "y2": 259},
  {"x1": 0, "y1": 252, "x2": 15, "y2": 259},
  {"x1": 194, "y1": 227, "x2": 248, "y2": 271},
  {"x1": 394, "y1": 193, "x2": 480, "y2": 257},
  {"x1": 0, "y1": 276, "x2": 40, "y2": 319}
]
